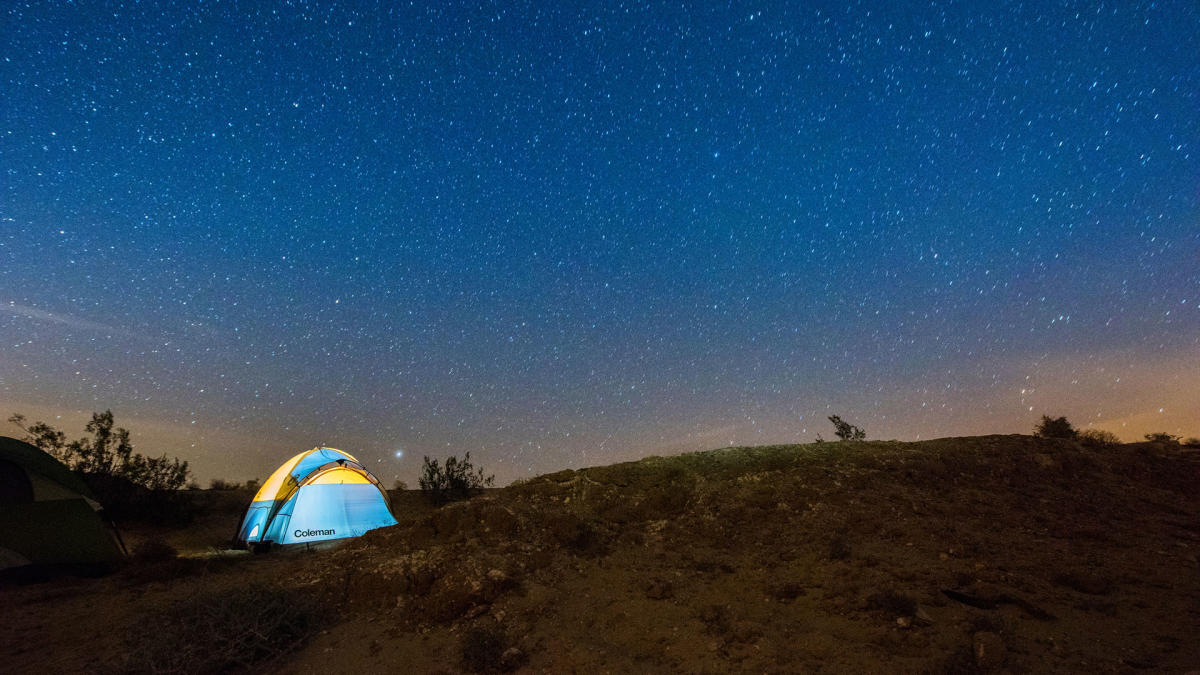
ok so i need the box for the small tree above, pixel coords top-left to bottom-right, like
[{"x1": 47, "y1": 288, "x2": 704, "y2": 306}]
[
  {"x1": 1144, "y1": 432, "x2": 1180, "y2": 444},
  {"x1": 1034, "y1": 415, "x2": 1077, "y2": 440},
  {"x1": 828, "y1": 415, "x2": 866, "y2": 441},
  {"x1": 419, "y1": 452, "x2": 494, "y2": 505},
  {"x1": 9, "y1": 410, "x2": 191, "y2": 491}
]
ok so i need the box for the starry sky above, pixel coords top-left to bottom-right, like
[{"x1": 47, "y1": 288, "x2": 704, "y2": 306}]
[{"x1": 2, "y1": 1, "x2": 1198, "y2": 486}]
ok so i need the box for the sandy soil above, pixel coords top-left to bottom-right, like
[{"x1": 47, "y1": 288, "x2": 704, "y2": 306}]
[{"x1": 2, "y1": 435, "x2": 1197, "y2": 673}]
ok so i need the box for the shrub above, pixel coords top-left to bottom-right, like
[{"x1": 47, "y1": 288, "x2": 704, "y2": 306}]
[
  {"x1": 1078, "y1": 428, "x2": 1121, "y2": 449},
  {"x1": 1144, "y1": 432, "x2": 1180, "y2": 444},
  {"x1": 419, "y1": 452, "x2": 495, "y2": 505},
  {"x1": 121, "y1": 540, "x2": 200, "y2": 585},
  {"x1": 1034, "y1": 415, "x2": 1077, "y2": 440},
  {"x1": 8, "y1": 411, "x2": 191, "y2": 492},
  {"x1": 121, "y1": 582, "x2": 326, "y2": 673},
  {"x1": 1183, "y1": 437, "x2": 1200, "y2": 449},
  {"x1": 828, "y1": 415, "x2": 866, "y2": 441},
  {"x1": 130, "y1": 539, "x2": 178, "y2": 564}
]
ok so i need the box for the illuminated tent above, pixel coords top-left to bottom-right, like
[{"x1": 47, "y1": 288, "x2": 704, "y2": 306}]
[
  {"x1": 236, "y1": 447, "x2": 396, "y2": 549},
  {"x1": 0, "y1": 436, "x2": 126, "y2": 573}
]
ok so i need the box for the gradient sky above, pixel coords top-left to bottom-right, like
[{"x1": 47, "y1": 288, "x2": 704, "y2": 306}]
[{"x1": 2, "y1": 1, "x2": 1198, "y2": 486}]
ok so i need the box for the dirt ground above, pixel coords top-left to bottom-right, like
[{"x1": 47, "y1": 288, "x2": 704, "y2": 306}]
[{"x1": 2, "y1": 435, "x2": 1198, "y2": 673}]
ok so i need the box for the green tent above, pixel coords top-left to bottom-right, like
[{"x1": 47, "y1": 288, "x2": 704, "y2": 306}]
[{"x1": 0, "y1": 436, "x2": 126, "y2": 573}]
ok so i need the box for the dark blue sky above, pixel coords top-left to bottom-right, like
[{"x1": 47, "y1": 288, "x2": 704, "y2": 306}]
[{"x1": 3, "y1": 1, "x2": 1198, "y2": 484}]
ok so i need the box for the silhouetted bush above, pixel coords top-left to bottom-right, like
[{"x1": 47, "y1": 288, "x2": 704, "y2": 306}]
[
  {"x1": 419, "y1": 452, "x2": 495, "y2": 505},
  {"x1": 1078, "y1": 428, "x2": 1121, "y2": 449},
  {"x1": 1034, "y1": 415, "x2": 1078, "y2": 440},
  {"x1": 1183, "y1": 437, "x2": 1200, "y2": 449},
  {"x1": 828, "y1": 415, "x2": 866, "y2": 441},
  {"x1": 1144, "y1": 432, "x2": 1179, "y2": 444},
  {"x1": 121, "y1": 582, "x2": 326, "y2": 673},
  {"x1": 83, "y1": 472, "x2": 196, "y2": 526},
  {"x1": 9, "y1": 411, "x2": 191, "y2": 495}
]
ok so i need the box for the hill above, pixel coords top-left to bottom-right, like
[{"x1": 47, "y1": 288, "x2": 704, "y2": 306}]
[{"x1": 2, "y1": 435, "x2": 1197, "y2": 673}]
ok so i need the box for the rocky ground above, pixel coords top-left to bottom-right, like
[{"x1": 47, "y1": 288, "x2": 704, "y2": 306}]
[{"x1": 2, "y1": 435, "x2": 1198, "y2": 673}]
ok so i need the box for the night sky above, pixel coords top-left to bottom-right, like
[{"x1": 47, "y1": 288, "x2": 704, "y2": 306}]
[{"x1": 3, "y1": 2, "x2": 1197, "y2": 486}]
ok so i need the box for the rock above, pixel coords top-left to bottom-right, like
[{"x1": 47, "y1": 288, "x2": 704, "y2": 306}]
[
  {"x1": 973, "y1": 631, "x2": 1006, "y2": 670},
  {"x1": 896, "y1": 616, "x2": 912, "y2": 629},
  {"x1": 500, "y1": 646, "x2": 524, "y2": 670}
]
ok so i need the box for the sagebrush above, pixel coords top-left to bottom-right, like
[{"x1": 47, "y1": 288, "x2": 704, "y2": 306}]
[{"x1": 419, "y1": 452, "x2": 495, "y2": 505}]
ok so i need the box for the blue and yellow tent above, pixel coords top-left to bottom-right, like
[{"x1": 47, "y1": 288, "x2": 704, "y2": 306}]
[{"x1": 236, "y1": 447, "x2": 396, "y2": 548}]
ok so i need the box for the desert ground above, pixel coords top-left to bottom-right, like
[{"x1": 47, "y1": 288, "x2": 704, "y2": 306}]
[{"x1": 2, "y1": 435, "x2": 1198, "y2": 673}]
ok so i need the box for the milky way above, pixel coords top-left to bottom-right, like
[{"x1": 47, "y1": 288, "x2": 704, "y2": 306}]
[{"x1": 2, "y1": 2, "x2": 1197, "y2": 484}]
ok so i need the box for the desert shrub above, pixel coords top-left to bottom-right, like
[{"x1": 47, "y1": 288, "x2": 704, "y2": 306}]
[
  {"x1": 208, "y1": 478, "x2": 241, "y2": 490},
  {"x1": 1078, "y1": 428, "x2": 1121, "y2": 449},
  {"x1": 131, "y1": 539, "x2": 178, "y2": 564},
  {"x1": 1144, "y1": 432, "x2": 1180, "y2": 443},
  {"x1": 419, "y1": 452, "x2": 494, "y2": 505},
  {"x1": 121, "y1": 540, "x2": 203, "y2": 585},
  {"x1": 828, "y1": 415, "x2": 866, "y2": 441},
  {"x1": 1183, "y1": 437, "x2": 1200, "y2": 449},
  {"x1": 84, "y1": 472, "x2": 196, "y2": 526},
  {"x1": 121, "y1": 582, "x2": 326, "y2": 673},
  {"x1": 1034, "y1": 415, "x2": 1077, "y2": 440},
  {"x1": 8, "y1": 411, "x2": 191, "y2": 496}
]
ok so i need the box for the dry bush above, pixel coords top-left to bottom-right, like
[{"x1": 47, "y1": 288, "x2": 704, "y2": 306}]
[
  {"x1": 1078, "y1": 428, "x2": 1121, "y2": 449},
  {"x1": 1183, "y1": 437, "x2": 1200, "y2": 449},
  {"x1": 120, "y1": 539, "x2": 204, "y2": 585},
  {"x1": 1144, "y1": 432, "x2": 1180, "y2": 444},
  {"x1": 120, "y1": 581, "x2": 326, "y2": 673},
  {"x1": 1034, "y1": 415, "x2": 1077, "y2": 440}
]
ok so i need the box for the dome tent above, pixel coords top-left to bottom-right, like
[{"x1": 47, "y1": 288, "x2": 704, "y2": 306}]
[
  {"x1": 237, "y1": 447, "x2": 396, "y2": 550},
  {"x1": 0, "y1": 436, "x2": 126, "y2": 574}
]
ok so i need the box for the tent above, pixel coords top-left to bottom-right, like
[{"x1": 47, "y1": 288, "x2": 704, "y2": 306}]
[
  {"x1": 0, "y1": 436, "x2": 126, "y2": 573},
  {"x1": 236, "y1": 446, "x2": 396, "y2": 549}
]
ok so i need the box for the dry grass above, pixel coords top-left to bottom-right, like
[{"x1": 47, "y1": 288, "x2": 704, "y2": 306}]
[{"x1": 118, "y1": 581, "x2": 327, "y2": 674}]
